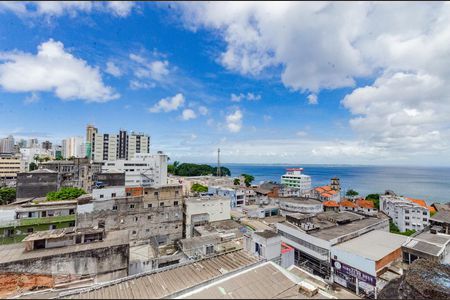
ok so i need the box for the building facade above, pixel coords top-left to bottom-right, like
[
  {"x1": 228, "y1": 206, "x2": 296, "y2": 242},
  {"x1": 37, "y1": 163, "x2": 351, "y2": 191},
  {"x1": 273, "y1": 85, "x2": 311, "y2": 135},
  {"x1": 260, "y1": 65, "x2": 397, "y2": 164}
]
[
  {"x1": 380, "y1": 195, "x2": 430, "y2": 232},
  {"x1": 90, "y1": 127, "x2": 150, "y2": 162},
  {"x1": 101, "y1": 152, "x2": 167, "y2": 187},
  {"x1": 0, "y1": 135, "x2": 15, "y2": 153},
  {"x1": 0, "y1": 153, "x2": 25, "y2": 183},
  {"x1": 281, "y1": 168, "x2": 312, "y2": 194},
  {"x1": 183, "y1": 195, "x2": 231, "y2": 238},
  {"x1": 77, "y1": 185, "x2": 183, "y2": 246},
  {"x1": 62, "y1": 136, "x2": 85, "y2": 159}
]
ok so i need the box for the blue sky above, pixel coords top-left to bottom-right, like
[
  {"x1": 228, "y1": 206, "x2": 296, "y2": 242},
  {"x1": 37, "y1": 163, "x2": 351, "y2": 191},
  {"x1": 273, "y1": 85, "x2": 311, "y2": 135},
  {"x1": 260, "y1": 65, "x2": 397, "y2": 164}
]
[{"x1": 1, "y1": 2, "x2": 450, "y2": 166}]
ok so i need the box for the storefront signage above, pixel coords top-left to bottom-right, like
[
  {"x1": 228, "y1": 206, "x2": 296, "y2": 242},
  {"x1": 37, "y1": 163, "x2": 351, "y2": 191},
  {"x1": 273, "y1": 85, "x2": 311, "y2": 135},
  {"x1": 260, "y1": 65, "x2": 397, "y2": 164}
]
[{"x1": 331, "y1": 259, "x2": 376, "y2": 286}]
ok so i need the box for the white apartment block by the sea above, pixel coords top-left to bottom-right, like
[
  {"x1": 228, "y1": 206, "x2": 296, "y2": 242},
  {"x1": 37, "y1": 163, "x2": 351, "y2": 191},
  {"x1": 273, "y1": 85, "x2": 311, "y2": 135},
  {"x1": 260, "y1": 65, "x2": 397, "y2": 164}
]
[
  {"x1": 380, "y1": 195, "x2": 430, "y2": 232},
  {"x1": 281, "y1": 168, "x2": 312, "y2": 194},
  {"x1": 102, "y1": 152, "x2": 168, "y2": 187}
]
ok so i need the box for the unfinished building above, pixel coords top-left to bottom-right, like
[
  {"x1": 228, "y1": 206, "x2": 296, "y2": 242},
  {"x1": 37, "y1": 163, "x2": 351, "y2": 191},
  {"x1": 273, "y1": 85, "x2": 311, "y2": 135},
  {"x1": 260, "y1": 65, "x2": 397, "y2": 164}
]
[{"x1": 76, "y1": 184, "x2": 183, "y2": 247}]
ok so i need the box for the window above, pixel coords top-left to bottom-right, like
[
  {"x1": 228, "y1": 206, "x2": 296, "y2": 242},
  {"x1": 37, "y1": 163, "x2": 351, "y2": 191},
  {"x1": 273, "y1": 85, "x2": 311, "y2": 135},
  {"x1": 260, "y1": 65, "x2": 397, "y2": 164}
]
[
  {"x1": 148, "y1": 215, "x2": 152, "y2": 220},
  {"x1": 27, "y1": 228, "x2": 34, "y2": 233},
  {"x1": 69, "y1": 209, "x2": 75, "y2": 215},
  {"x1": 174, "y1": 201, "x2": 179, "y2": 206},
  {"x1": 132, "y1": 230, "x2": 137, "y2": 235},
  {"x1": 175, "y1": 191, "x2": 179, "y2": 195},
  {"x1": 49, "y1": 224, "x2": 57, "y2": 230},
  {"x1": 134, "y1": 217, "x2": 138, "y2": 222},
  {"x1": 111, "y1": 193, "x2": 116, "y2": 198},
  {"x1": 126, "y1": 192, "x2": 131, "y2": 196},
  {"x1": 147, "y1": 203, "x2": 152, "y2": 208},
  {"x1": 146, "y1": 229, "x2": 150, "y2": 233},
  {"x1": 405, "y1": 210, "x2": 409, "y2": 214},
  {"x1": 423, "y1": 218, "x2": 428, "y2": 222},
  {"x1": 112, "y1": 205, "x2": 118, "y2": 211},
  {"x1": 405, "y1": 222, "x2": 410, "y2": 226},
  {"x1": 129, "y1": 204, "x2": 135, "y2": 209},
  {"x1": 160, "y1": 202, "x2": 164, "y2": 207},
  {"x1": 100, "y1": 194, "x2": 104, "y2": 199},
  {"x1": 69, "y1": 221, "x2": 75, "y2": 227},
  {"x1": 405, "y1": 216, "x2": 410, "y2": 220},
  {"x1": 145, "y1": 191, "x2": 148, "y2": 195},
  {"x1": 98, "y1": 220, "x2": 105, "y2": 229},
  {"x1": 423, "y1": 211, "x2": 428, "y2": 216},
  {"x1": 154, "y1": 192, "x2": 159, "y2": 196}
]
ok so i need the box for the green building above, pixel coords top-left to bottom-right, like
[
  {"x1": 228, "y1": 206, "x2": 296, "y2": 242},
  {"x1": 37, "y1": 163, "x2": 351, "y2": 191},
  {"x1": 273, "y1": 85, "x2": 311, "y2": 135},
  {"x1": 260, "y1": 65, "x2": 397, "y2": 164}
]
[{"x1": 0, "y1": 201, "x2": 77, "y2": 245}]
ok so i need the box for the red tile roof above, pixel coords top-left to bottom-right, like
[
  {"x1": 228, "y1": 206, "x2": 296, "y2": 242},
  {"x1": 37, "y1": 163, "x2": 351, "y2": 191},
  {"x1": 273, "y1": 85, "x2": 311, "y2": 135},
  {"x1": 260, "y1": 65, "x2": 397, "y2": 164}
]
[
  {"x1": 340, "y1": 200, "x2": 357, "y2": 208},
  {"x1": 356, "y1": 199, "x2": 375, "y2": 209},
  {"x1": 323, "y1": 200, "x2": 339, "y2": 207}
]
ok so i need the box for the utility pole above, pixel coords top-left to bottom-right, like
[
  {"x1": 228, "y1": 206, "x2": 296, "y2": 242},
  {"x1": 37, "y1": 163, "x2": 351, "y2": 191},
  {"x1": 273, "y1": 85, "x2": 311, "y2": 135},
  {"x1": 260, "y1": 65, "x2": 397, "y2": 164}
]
[{"x1": 217, "y1": 148, "x2": 221, "y2": 177}]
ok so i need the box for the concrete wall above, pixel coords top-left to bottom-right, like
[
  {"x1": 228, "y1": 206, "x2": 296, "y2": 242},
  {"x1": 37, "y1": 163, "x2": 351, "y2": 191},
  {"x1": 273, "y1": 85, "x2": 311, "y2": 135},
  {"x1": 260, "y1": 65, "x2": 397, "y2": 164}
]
[
  {"x1": 0, "y1": 243, "x2": 129, "y2": 282},
  {"x1": 16, "y1": 172, "x2": 60, "y2": 199}
]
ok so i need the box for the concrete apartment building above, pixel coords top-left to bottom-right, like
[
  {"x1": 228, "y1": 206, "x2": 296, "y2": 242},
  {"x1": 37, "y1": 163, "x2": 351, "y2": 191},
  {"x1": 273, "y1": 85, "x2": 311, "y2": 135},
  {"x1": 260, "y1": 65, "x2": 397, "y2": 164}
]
[
  {"x1": 0, "y1": 200, "x2": 77, "y2": 244},
  {"x1": 281, "y1": 168, "x2": 312, "y2": 195},
  {"x1": 88, "y1": 125, "x2": 150, "y2": 162},
  {"x1": 0, "y1": 135, "x2": 15, "y2": 153},
  {"x1": 38, "y1": 158, "x2": 103, "y2": 192},
  {"x1": 183, "y1": 195, "x2": 231, "y2": 238},
  {"x1": 77, "y1": 185, "x2": 183, "y2": 246},
  {"x1": 380, "y1": 194, "x2": 430, "y2": 232},
  {"x1": 0, "y1": 153, "x2": 25, "y2": 183},
  {"x1": 102, "y1": 152, "x2": 168, "y2": 187},
  {"x1": 276, "y1": 211, "x2": 389, "y2": 279}
]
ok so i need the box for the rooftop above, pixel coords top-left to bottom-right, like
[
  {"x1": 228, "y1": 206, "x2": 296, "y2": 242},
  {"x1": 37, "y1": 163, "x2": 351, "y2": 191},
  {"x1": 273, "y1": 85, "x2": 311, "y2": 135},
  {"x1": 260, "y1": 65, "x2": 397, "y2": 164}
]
[
  {"x1": 178, "y1": 261, "x2": 330, "y2": 299},
  {"x1": 60, "y1": 250, "x2": 260, "y2": 299},
  {"x1": 0, "y1": 230, "x2": 128, "y2": 265},
  {"x1": 279, "y1": 197, "x2": 322, "y2": 205},
  {"x1": 332, "y1": 230, "x2": 407, "y2": 262},
  {"x1": 403, "y1": 231, "x2": 450, "y2": 256},
  {"x1": 430, "y1": 210, "x2": 450, "y2": 224},
  {"x1": 254, "y1": 230, "x2": 278, "y2": 239},
  {"x1": 185, "y1": 195, "x2": 230, "y2": 204},
  {"x1": 194, "y1": 220, "x2": 244, "y2": 237}
]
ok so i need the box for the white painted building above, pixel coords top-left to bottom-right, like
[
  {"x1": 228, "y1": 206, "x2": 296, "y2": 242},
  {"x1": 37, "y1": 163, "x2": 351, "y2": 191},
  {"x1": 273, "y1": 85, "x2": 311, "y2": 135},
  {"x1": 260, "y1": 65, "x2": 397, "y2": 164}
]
[
  {"x1": 20, "y1": 148, "x2": 53, "y2": 170},
  {"x1": 244, "y1": 230, "x2": 281, "y2": 261},
  {"x1": 102, "y1": 152, "x2": 168, "y2": 187},
  {"x1": 281, "y1": 168, "x2": 312, "y2": 194},
  {"x1": 92, "y1": 186, "x2": 126, "y2": 201},
  {"x1": 278, "y1": 198, "x2": 323, "y2": 216},
  {"x1": 330, "y1": 230, "x2": 407, "y2": 298},
  {"x1": 184, "y1": 195, "x2": 231, "y2": 238},
  {"x1": 380, "y1": 195, "x2": 430, "y2": 232}
]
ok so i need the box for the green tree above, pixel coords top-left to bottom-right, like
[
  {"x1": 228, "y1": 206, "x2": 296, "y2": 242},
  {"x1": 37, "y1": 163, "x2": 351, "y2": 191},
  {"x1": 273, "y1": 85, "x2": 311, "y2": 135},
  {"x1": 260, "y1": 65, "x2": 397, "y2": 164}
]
[
  {"x1": 233, "y1": 178, "x2": 240, "y2": 185},
  {"x1": 29, "y1": 162, "x2": 38, "y2": 171},
  {"x1": 346, "y1": 189, "x2": 359, "y2": 197},
  {"x1": 241, "y1": 174, "x2": 255, "y2": 187},
  {"x1": 366, "y1": 193, "x2": 380, "y2": 209},
  {"x1": 167, "y1": 161, "x2": 180, "y2": 175},
  {"x1": 389, "y1": 220, "x2": 416, "y2": 236},
  {"x1": 0, "y1": 188, "x2": 16, "y2": 205},
  {"x1": 46, "y1": 187, "x2": 86, "y2": 201},
  {"x1": 191, "y1": 183, "x2": 208, "y2": 193}
]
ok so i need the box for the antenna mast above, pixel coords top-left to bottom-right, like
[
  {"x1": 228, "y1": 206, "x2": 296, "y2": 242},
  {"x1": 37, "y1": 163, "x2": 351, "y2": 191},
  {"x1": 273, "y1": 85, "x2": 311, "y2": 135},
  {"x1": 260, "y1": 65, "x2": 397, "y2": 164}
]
[{"x1": 217, "y1": 148, "x2": 221, "y2": 177}]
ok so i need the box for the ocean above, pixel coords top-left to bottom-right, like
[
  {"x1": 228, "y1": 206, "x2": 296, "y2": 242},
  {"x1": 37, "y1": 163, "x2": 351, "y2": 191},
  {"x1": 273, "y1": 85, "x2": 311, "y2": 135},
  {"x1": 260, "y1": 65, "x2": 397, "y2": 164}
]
[{"x1": 224, "y1": 164, "x2": 450, "y2": 204}]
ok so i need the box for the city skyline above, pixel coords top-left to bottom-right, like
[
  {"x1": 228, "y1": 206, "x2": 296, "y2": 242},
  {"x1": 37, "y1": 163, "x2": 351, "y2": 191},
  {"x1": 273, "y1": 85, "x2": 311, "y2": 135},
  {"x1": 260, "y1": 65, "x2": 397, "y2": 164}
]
[{"x1": 1, "y1": 2, "x2": 450, "y2": 166}]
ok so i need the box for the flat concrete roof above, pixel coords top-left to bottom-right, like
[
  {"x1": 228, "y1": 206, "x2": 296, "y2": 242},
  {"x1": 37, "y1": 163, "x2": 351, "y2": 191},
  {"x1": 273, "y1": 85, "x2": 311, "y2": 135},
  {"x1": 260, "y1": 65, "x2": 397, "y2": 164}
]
[
  {"x1": 0, "y1": 230, "x2": 129, "y2": 265},
  {"x1": 310, "y1": 217, "x2": 387, "y2": 241},
  {"x1": 254, "y1": 230, "x2": 278, "y2": 239},
  {"x1": 333, "y1": 230, "x2": 407, "y2": 261}
]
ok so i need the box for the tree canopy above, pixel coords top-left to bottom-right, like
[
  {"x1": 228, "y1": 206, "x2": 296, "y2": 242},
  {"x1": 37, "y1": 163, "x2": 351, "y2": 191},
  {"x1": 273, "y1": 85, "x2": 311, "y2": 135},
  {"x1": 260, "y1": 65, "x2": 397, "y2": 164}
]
[
  {"x1": 191, "y1": 183, "x2": 208, "y2": 193},
  {"x1": 0, "y1": 188, "x2": 16, "y2": 205},
  {"x1": 389, "y1": 220, "x2": 416, "y2": 236},
  {"x1": 366, "y1": 193, "x2": 380, "y2": 209},
  {"x1": 29, "y1": 162, "x2": 38, "y2": 171},
  {"x1": 233, "y1": 178, "x2": 240, "y2": 185},
  {"x1": 346, "y1": 189, "x2": 359, "y2": 196},
  {"x1": 46, "y1": 187, "x2": 86, "y2": 201},
  {"x1": 168, "y1": 162, "x2": 231, "y2": 177},
  {"x1": 241, "y1": 174, "x2": 255, "y2": 187}
]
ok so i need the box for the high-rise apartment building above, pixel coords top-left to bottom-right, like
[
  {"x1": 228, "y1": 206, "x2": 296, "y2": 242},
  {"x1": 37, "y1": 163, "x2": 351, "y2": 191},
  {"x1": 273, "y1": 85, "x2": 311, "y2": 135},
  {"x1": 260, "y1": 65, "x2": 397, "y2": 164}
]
[
  {"x1": 88, "y1": 125, "x2": 150, "y2": 162},
  {"x1": 0, "y1": 135, "x2": 15, "y2": 153},
  {"x1": 62, "y1": 136, "x2": 84, "y2": 159},
  {"x1": 41, "y1": 140, "x2": 52, "y2": 151},
  {"x1": 85, "y1": 124, "x2": 98, "y2": 159},
  {"x1": 27, "y1": 138, "x2": 39, "y2": 148}
]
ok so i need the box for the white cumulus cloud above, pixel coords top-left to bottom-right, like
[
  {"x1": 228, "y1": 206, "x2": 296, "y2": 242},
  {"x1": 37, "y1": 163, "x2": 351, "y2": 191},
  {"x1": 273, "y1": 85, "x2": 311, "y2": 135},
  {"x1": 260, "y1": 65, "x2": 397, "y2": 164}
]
[
  {"x1": 307, "y1": 94, "x2": 318, "y2": 105},
  {"x1": 149, "y1": 93, "x2": 185, "y2": 113},
  {"x1": 181, "y1": 109, "x2": 197, "y2": 121},
  {"x1": 230, "y1": 92, "x2": 261, "y2": 102},
  {"x1": 226, "y1": 109, "x2": 243, "y2": 133},
  {"x1": 0, "y1": 39, "x2": 119, "y2": 102},
  {"x1": 105, "y1": 61, "x2": 122, "y2": 77},
  {"x1": 198, "y1": 106, "x2": 208, "y2": 115}
]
